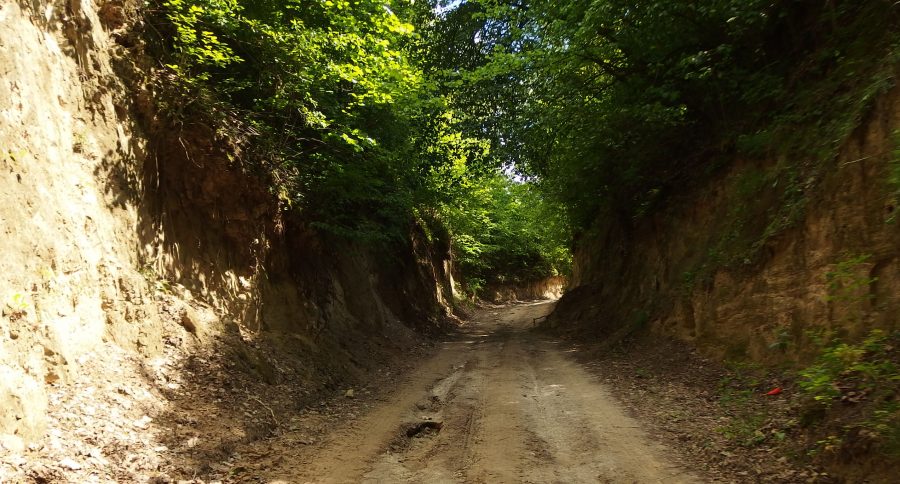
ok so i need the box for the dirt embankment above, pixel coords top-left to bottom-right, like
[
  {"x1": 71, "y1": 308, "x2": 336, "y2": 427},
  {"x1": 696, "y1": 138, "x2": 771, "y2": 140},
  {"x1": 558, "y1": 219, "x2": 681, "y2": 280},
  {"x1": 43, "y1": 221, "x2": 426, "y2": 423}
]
[
  {"x1": 0, "y1": 1, "x2": 454, "y2": 480},
  {"x1": 550, "y1": 85, "x2": 900, "y2": 480},
  {"x1": 554, "y1": 87, "x2": 900, "y2": 361},
  {"x1": 483, "y1": 276, "x2": 567, "y2": 303}
]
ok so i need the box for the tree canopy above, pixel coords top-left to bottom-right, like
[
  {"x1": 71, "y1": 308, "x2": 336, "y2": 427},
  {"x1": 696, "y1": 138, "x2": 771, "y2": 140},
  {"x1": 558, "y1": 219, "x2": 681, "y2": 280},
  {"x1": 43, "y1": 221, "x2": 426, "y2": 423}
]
[
  {"x1": 153, "y1": 0, "x2": 571, "y2": 296},
  {"x1": 425, "y1": 0, "x2": 899, "y2": 230},
  {"x1": 152, "y1": 0, "x2": 899, "y2": 296}
]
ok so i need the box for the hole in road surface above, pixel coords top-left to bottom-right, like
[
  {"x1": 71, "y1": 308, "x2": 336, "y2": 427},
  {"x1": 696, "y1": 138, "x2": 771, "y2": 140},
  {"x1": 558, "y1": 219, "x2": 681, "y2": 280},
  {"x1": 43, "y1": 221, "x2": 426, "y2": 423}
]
[{"x1": 406, "y1": 420, "x2": 443, "y2": 438}]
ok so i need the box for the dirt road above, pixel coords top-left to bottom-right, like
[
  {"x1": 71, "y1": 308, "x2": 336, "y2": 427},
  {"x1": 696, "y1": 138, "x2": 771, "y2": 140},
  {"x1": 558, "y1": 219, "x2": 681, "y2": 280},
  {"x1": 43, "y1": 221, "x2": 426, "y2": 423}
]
[{"x1": 235, "y1": 302, "x2": 700, "y2": 483}]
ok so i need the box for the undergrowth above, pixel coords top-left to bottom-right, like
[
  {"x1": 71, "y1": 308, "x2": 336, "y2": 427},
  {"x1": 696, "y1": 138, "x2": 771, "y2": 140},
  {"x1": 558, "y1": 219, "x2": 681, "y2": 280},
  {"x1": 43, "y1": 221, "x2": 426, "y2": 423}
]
[
  {"x1": 799, "y1": 329, "x2": 900, "y2": 457},
  {"x1": 888, "y1": 129, "x2": 900, "y2": 223},
  {"x1": 715, "y1": 361, "x2": 794, "y2": 449},
  {"x1": 796, "y1": 254, "x2": 899, "y2": 459},
  {"x1": 716, "y1": 361, "x2": 769, "y2": 447}
]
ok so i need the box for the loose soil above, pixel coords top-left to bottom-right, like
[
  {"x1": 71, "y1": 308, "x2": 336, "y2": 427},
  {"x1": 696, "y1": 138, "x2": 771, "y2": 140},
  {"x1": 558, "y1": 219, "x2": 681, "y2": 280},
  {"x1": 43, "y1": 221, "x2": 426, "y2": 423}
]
[
  {"x1": 227, "y1": 301, "x2": 699, "y2": 483},
  {"x1": 568, "y1": 336, "x2": 831, "y2": 483},
  {"x1": 5, "y1": 301, "x2": 845, "y2": 483}
]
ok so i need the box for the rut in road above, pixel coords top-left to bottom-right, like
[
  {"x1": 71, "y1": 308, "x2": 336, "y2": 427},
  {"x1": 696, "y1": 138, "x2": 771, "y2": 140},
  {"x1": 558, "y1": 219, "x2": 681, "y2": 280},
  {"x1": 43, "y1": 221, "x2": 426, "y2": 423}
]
[{"x1": 238, "y1": 301, "x2": 700, "y2": 483}]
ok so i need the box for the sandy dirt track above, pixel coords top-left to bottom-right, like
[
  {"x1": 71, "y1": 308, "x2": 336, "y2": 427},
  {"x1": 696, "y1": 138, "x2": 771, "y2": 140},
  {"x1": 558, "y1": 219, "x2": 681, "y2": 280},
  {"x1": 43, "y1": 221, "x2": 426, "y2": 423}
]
[{"x1": 235, "y1": 302, "x2": 700, "y2": 483}]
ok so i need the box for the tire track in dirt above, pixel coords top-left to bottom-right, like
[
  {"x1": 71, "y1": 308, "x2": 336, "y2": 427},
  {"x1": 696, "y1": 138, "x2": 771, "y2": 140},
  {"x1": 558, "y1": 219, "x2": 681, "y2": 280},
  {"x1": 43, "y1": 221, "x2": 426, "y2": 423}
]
[{"x1": 228, "y1": 301, "x2": 703, "y2": 483}]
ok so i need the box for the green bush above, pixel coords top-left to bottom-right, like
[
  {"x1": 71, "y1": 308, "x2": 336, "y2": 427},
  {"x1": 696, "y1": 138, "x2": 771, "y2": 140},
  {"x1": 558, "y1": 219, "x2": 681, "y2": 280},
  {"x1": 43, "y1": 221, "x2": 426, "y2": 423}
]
[{"x1": 799, "y1": 329, "x2": 900, "y2": 454}]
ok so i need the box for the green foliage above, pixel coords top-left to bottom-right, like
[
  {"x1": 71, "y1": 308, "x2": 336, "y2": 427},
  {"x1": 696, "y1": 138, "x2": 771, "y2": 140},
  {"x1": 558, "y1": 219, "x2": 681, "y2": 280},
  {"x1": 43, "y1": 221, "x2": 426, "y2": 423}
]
[
  {"x1": 798, "y1": 254, "x2": 889, "y2": 417},
  {"x1": 152, "y1": 0, "x2": 570, "y2": 285},
  {"x1": 826, "y1": 254, "x2": 877, "y2": 319},
  {"x1": 888, "y1": 129, "x2": 900, "y2": 223},
  {"x1": 151, "y1": 0, "x2": 899, "y2": 297},
  {"x1": 717, "y1": 411, "x2": 770, "y2": 448},
  {"x1": 154, "y1": 0, "x2": 432, "y2": 242},
  {"x1": 163, "y1": 0, "x2": 242, "y2": 72},
  {"x1": 768, "y1": 327, "x2": 792, "y2": 353},
  {"x1": 798, "y1": 329, "x2": 900, "y2": 455},
  {"x1": 799, "y1": 330, "x2": 897, "y2": 404},
  {"x1": 5, "y1": 292, "x2": 29, "y2": 313},
  {"x1": 437, "y1": 172, "x2": 571, "y2": 296},
  {"x1": 431, "y1": 1, "x2": 899, "y2": 234},
  {"x1": 716, "y1": 361, "x2": 774, "y2": 447},
  {"x1": 867, "y1": 400, "x2": 900, "y2": 456}
]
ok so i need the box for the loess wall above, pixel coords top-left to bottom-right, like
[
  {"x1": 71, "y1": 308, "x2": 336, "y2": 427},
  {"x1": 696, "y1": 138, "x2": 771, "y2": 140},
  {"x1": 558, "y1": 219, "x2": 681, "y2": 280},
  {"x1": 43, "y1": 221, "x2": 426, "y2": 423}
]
[
  {"x1": 552, "y1": 87, "x2": 900, "y2": 362},
  {"x1": 484, "y1": 276, "x2": 567, "y2": 303},
  {"x1": 0, "y1": 0, "x2": 453, "y2": 450}
]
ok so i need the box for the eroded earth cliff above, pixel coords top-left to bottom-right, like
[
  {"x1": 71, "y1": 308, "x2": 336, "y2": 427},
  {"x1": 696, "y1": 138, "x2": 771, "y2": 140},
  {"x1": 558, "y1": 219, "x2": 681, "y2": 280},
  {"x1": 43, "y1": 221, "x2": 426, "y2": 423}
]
[{"x1": 1, "y1": 1, "x2": 455, "y2": 480}]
